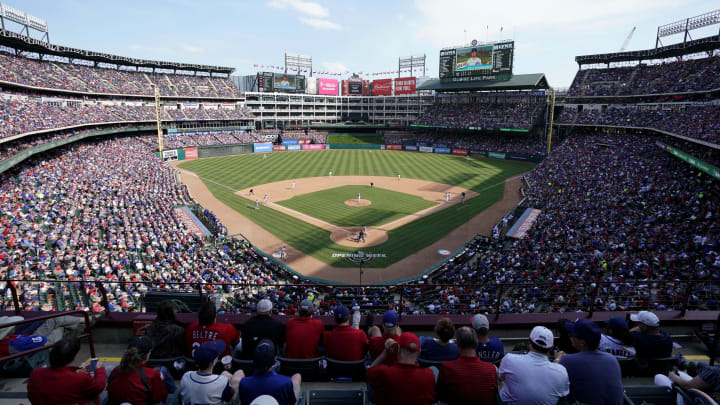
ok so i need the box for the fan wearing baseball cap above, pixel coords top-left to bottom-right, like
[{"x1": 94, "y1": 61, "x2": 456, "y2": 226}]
[
  {"x1": 599, "y1": 317, "x2": 636, "y2": 358},
  {"x1": 238, "y1": 339, "x2": 300, "y2": 405},
  {"x1": 240, "y1": 299, "x2": 285, "y2": 360},
  {"x1": 368, "y1": 310, "x2": 402, "y2": 365},
  {"x1": 629, "y1": 311, "x2": 673, "y2": 359},
  {"x1": 367, "y1": 332, "x2": 435, "y2": 405},
  {"x1": 556, "y1": 319, "x2": 623, "y2": 405},
  {"x1": 499, "y1": 326, "x2": 569, "y2": 405},
  {"x1": 180, "y1": 340, "x2": 244, "y2": 405},
  {"x1": 324, "y1": 305, "x2": 368, "y2": 361},
  {"x1": 472, "y1": 314, "x2": 505, "y2": 363},
  {"x1": 284, "y1": 299, "x2": 324, "y2": 359}
]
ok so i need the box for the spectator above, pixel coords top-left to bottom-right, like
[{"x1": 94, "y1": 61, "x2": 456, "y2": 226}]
[
  {"x1": 180, "y1": 340, "x2": 243, "y2": 405},
  {"x1": 419, "y1": 317, "x2": 458, "y2": 362},
  {"x1": 1, "y1": 314, "x2": 86, "y2": 345},
  {"x1": 557, "y1": 319, "x2": 624, "y2": 405},
  {"x1": 146, "y1": 300, "x2": 186, "y2": 359},
  {"x1": 240, "y1": 299, "x2": 285, "y2": 360},
  {"x1": 284, "y1": 299, "x2": 324, "y2": 359},
  {"x1": 599, "y1": 317, "x2": 636, "y2": 358},
  {"x1": 498, "y1": 326, "x2": 569, "y2": 404},
  {"x1": 238, "y1": 339, "x2": 300, "y2": 405},
  {"x1": 27, "y1": 336, "x2": 107, "y2": 405},
  {"x1": 630, "y1": 311, "x2": 673, "y2": 359},
  {"x1": 437, "y1": 326, "x2": 498, "y2": 405},
  {"x1": 472, "y1": 314, "x2": 504, "y2": 363},
  {"x1": 366, "y1": 332, "x2": 435, "y2": 405},
  {"x1": 106, "y1": 336, "x2": 168, "y2": 405},
  {"x1": 186, "y1": 300, "x2": 239, "y2": 358},
  {"x1": 324, "y1": 305, "x2": 368, "y2": 361},
  {"x1": 368, "y1": 310, "x2": 402, "y2": 365},
  {"x1": 659, "y1": 362, "x2": 720, "y2": 396}
]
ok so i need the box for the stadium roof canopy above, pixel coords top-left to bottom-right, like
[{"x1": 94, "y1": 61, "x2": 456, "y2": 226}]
[
  {"x1": 0, "y1": 30, "x2": 234, "y2": 75},
  {"x1": 417, "y1": 73, "x2": 550, "y2": 92},
  {"x1": 575, "y1": 35, "x2": 720, "y2": 65}
]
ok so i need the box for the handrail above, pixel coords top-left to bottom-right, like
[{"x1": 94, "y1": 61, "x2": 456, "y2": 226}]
[{"x1": 0, "y1": 310, "x2": 96, "y2": 362}]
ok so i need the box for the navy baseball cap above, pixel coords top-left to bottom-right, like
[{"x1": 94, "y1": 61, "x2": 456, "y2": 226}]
[
  {"x1": 334, "y1": 305, "x2": 349, "y2": 323},
  {"x1": 605, "y1": 317, "x2": 629, "y2": 331},
  {"x1": 254, "y1": 339, "x2": 276, "y2": 370},
  {"x1": 382, "y1": 310, "x2": 398, "y2": 328},
  {"x1": 193, "y1": 340, "x2": 226, "y2": 369},
  {"x1": 567, "y1": 319, "x2": 602, "y2": 347},
  {"x1": 471, "y1": 48, "x2": 478, "y2": 52}
]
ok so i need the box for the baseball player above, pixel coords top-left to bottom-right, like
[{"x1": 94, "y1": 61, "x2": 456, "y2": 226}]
[
  {"x1": 263, "y1": 154, "x2": 267, "y2": 159},
  {"x1": 362, "y1": 225, "x2": 367, "y2": 235},
  {"x1": 357, "y1": 193, "x2": 361, "y2": 204},
  {"x1": 329, "y1": 171, "x2": 333, "y2": 176},
  {"x1": 280, "y1": 245, "x2": 287, "y2": 261},
  {"x1": 370, "y1": 182, "x2": 374, "y2": 188},
  {"x1": 461, "y1": 192, "x2": 466, "y2": 204},
  {"x1": 249, "y1": 189, "x2": 254, "y2": 196},
  {"x1": 263, "y1": 194, "x2": 269, "y2": 204},
  {"x1": 358, "y1": 229, "x2": 366, "y2": 243},
  {"x1": 292, "y1": 181, "x2": 296, "y2": 189},
  {"x1": 255, "y1": 200, "x2": 259, "y2": 209},
  {"x1": 397, "y1": 174, "x2": 401, "y2": 181},
  {"x1": 448, "y1": 191, "x2": 452, "y2": 201}
]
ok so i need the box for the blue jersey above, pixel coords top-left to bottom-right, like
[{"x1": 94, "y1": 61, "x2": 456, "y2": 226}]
[
  {"x1": 476, "y1": 337, "x2": 504, "y2": 362},
  {"x1": 238, "y1": 370, "x2": 296, "y2": 405}
]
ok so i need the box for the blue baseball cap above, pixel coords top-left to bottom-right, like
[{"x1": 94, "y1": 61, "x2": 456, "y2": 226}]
[
  {"x1": 567, "y1": 319, "x2": 602, "y2": 347},
  {"x1": 254, "y1": 339, "x2": 276, "y2": 370},
  {"x1": 193, "y1": 340, "x2": 226, "y2": 369},
  {"x1": 334, "y1": 305, "x2": 349, "y2": 323},
  {"x1": 382, "y1": 310, "x2": 398, "y2": 328},
  {"x1": 605, "y1": 317, "x2": 629, "y2": 331}
]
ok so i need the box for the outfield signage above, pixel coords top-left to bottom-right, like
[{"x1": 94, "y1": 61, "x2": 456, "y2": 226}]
[
  {"x1": 657, "y1": 141, "x2": 720, "y2": 180},
  {"x1": 386, "y1": 144, "x2": 402, "y2": 150},
  {"x1": 332, "y1": 250, "x2": 387, "y2": 264},
  {"x1": 253, "y1": 142, "x2": 273, "y2": 153},
  {"x1": 185, "y1": 147, "x2": 198, "y2": 160},
  {"x1": 287, "y1": 144, "x2": 302, "y2": 151},
  {"x1": 434, "y1": 147, "x2": 451, "y2": 154},
  {"x1": 487, "y1": 152, "x2": 506, "y2": 159},
  {"x1": 282, "y1": 139, "x2": 298, "y2": 145},
  {"x1": 405, "y1": 145, "x2": 418, "y2": 151},
  {"x1": 500, "y1": 128, "x2": 530, "y2": 133},
  {"x1": 419, "y1": 146, "x2": 434, "y2": 153},
  {"x1": 433, "y1": 143, "x2": 449, "y2": 148},
  {"x1": 469, "y1": 150, "x2": 485, "y2": 156},
  {"x1": 452, "y1": 148, "x2": 468, "y2": 156},
  {"x1": 273, "y1": 145, "x2": 286, "y2": 151},
  {"x1": 302, "y1": 144, "x2": 324, "y2": 150},
  {"x1": 298, "y1": 139, "x2": 312, "y2": 145}
]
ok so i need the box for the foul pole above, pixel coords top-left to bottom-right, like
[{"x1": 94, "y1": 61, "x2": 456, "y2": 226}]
[
  {"x1": 153, "y1": 85, "x2": 164, "y2": 153},
  {"x1": 546, "y1": 90, "x2": 556, "y2": 156}
]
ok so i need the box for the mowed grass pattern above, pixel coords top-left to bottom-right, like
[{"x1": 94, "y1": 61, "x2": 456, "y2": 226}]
[
  {"x1": 179, "y1": 150, "x2": 534, "y2": 268},
  {"x1": 276, "y1": 185, "x2": 436, "y2": 227}
]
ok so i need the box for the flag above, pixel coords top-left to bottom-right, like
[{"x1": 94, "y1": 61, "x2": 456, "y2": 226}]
[{"x1": 500, "y1": 26, "x2": 503, "y2": 32}]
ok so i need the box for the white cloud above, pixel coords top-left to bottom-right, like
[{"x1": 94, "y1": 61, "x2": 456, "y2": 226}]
[
  {"x1": 299, "y1": 17, "x2": 342, "y2": 30},
  {"x1": 321, "y1": 61, "x2": 348, "y2": 73},
  {"x1": 181, "y1": 43, "x2": 203, "y2": 54},
  {"x1": 267, "y1": 0, "x2": 329, "y2": 18}
]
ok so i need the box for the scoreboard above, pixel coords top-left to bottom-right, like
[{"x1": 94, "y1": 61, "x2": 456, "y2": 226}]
[{"x1": 439, "y1": 40, "x2": 514, "y2": 82}]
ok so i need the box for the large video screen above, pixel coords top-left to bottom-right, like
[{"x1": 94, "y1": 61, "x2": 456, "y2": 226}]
[
  {"x1": 274, "y1": 74, "x2": 296, "y2": 90},
  {"x1": 439, "y1": 40, "x2": 513, "y2": 82}
]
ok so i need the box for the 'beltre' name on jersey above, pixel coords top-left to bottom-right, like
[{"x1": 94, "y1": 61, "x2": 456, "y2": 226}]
[{"x1": 193, "y1": 330, "x2": 220, "y2": 340}]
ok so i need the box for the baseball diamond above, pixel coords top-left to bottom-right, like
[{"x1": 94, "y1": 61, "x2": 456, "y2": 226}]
[{"x1": 178, "y1": 149, "x2": 533, "y2": 280}]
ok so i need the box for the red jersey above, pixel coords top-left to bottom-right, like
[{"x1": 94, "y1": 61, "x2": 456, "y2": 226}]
[
  {"x1": 369, "y1": 335, "x2": 399, "y2": 365},
  {"x1": 437, "y1": 355, "x2": 498, "y2": 405},
  {"x1": 285, "y1": 316, "x2": 324, "y2": 359},
  {"x1": 367, "y1": 363, "x2": 435, "y2": 405},
  {"x1": 186, "y1": 321, "x2": 239, "y2": 356},
  {"x1": 325, "y1": 325, "x2": 368, "y2": 361},
  {"x1": 28, "y1": 366, "x2": 107, "y2": 405},
  {"x1": 107, "y1": 366, "x2": 168, "y2": 405}
]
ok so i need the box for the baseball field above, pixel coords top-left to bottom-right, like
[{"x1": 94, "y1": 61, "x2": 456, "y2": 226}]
[{"x1": 177, "y1": 150, "x2": 533, "y2": 282}]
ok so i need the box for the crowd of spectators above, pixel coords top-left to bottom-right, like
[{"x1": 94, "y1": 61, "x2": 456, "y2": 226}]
[
  {"x1": 0, "y1": 52, "x2": 241, "y2": 98},
  {"x1": 415, "y1": 102, "x2": 541, "y2": 130},
  {"x1": 557, "y1": 105, "x2": 720, "y2": 145},
  {"x1": 162, "y1": 130, "x2": 254, "y2": 149},
  {"x1": 568, "y1": 54, "x2": 720, "y2": 97},
  {"x1": 280, "y1": 130, "x2": 328, "y2": 144},
  {"x1": 384, "y1": 132, "x2": 545, "y2": 156}
]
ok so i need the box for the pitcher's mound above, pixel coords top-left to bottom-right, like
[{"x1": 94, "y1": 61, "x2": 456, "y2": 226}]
[
  {"x1": 331, "y1": 227, "x2": 388, "y2": 247},
  {"x1": 344, "y1": 199, "x2": 372, "y2": 207}
]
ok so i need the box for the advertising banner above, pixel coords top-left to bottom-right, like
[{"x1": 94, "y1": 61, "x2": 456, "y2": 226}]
[
  {"x1": 394, "y1": 77, "x2": 417, "y2": 95},
  {"x1": 282, "y1": 139, "x2": 298, "y2": 145},
  {"x1": 386, "y1": 145, "x2": 402, "y2": 150},
  {"x1": 348, "y1": 80, "x2": 363, "y2": 95},
  {"x1": 287, "y1": 144, "x2": 302, "y2": 151},
  {"x1": 273, "y1": 145, "x2": 286, "y2": 151},
  {"x1": 372, "y1": 79, "x2": 392, "y2": 96},
  {"x1": 185, "y1": 147, "x2": 198, "y2": 160},
  {"x1": 318, "y1": 78, "x2": 339, "y2": 95},
  {"x1": 404, "y1": 145, "x2": 418, "y2": 151},
  {"x1": 434, "y1": 147, "x2": 451, "y2": 154},
  {"x1": 433, "y1": 143, "x2": 449, "y2": 148},
  {"x1": 508, "y1": 208, "x2": 542, "y2": 239},
  {"x1": 253, "y1": 142, "x2": 273, "y2": 153},
  {"x1": 306, "y1": 77, "x2": 318, "y2": 95},
  {"x1": 451, "y1": 148, "x2": 468, "y2": 156},
  {"x1": 469, "y1": 150, "x2": 486, "y2": 156},
  {"x1": 298, "y1": 139, "x2": 312, "y2": 145},
  {"x1": 487, "y1": 152, "x2": 506, "y2": 159},
  {"x1": 162, "y1": 150, "x2": 178, "y2": 161},
  {"x1": 419, "y1": 146, "x2": 434, "y2": 153},
  {"x1": 302, "y1": 144, "x2": 324, "y2": 150}
]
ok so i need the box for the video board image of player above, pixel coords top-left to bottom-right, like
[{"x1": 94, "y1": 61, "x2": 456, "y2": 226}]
[
  {"x1": 455, "y1": 45, "x2": 493, "y2": 71},
  {"x1": 274, "y1": 74, "x2": 296, "y2": 90}
]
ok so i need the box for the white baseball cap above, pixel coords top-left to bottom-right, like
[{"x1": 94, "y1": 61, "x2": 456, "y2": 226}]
[
  {"x1": 257, "y1": 299, "x2": 273, "y2": 314},
  {"x1": 471, "y1": 314, "x2": 490, "y2": 330},
  {"x1": 250, "y1": 395, "x2": 279, "y2": 405},
  {"x1": 630, "y1": 311, "x2": 660, "y2": 327},
  {"x1": 529, "y1": 326, "x2": 554, "y2": 349}
]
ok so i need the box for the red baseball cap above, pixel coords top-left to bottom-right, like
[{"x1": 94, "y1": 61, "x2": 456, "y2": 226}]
[{"x1": 397, "y1": 332, "x2": 421, "y2": 352}]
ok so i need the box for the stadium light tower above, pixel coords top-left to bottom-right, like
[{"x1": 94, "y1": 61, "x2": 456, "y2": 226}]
[
  {"x1": 655, "y1": 9, "x2": 720, "y2": 48},
  {"x1": 285, "y1": 53, "x2": 313, "y2": 76},
  {"x1": 0, "y1": 3, "x2": 50, "y2": 42},
  {"x1": 398, "y1": 55, "x2": 426, "y2": 78}
]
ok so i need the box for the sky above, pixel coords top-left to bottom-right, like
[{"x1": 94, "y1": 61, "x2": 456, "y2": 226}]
[{"x1": 7, "y1": 0, "x2": 720, "y2": 88}]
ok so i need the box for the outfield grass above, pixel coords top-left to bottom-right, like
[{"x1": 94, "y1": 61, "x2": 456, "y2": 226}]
[
  {"x1": 276, "y1": 185, "x2": 436, "y2": 227},
  {"x1": 179, "y1": 150, "x2": 533, "y2": 268},
  {"x1": 326, "y1": 133, "x2": 385, "y2": 144}
]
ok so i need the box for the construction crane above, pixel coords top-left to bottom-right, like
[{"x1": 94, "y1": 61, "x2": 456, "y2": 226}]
[{"x1": 619, "y1": 27, "x2": 637, "y2": 51}]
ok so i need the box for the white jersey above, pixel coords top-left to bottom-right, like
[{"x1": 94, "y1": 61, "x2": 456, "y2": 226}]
[
  {"x1": 598, "y1": 334, "x2": 636, "y2": 358},
  {"x1": 499, "y1": 352, "x2": 570, "y2": 405},
  {"x1": 181, "y1": 371, "x2": 232, "y2": 405},
  {"x1": 466, "y1": 56, "x2": 483, "y2": 66}
]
